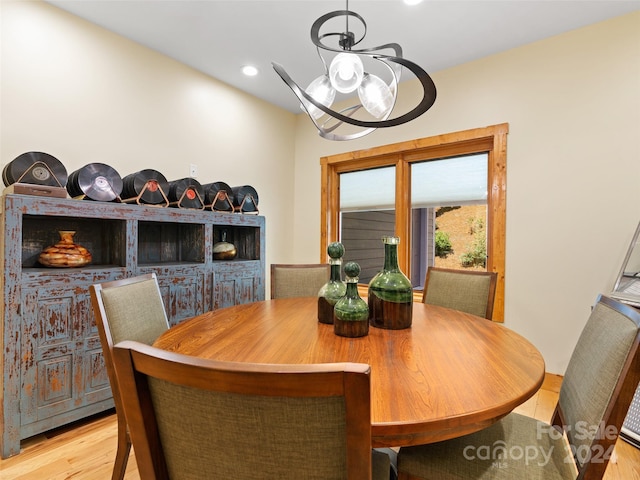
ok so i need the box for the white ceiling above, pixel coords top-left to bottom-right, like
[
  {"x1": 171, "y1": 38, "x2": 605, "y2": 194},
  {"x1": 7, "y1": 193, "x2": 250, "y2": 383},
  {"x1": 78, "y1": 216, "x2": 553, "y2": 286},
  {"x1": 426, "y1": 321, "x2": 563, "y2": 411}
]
[{"x1": 46, "y1": 0, "x2": 640, "y2": 113}]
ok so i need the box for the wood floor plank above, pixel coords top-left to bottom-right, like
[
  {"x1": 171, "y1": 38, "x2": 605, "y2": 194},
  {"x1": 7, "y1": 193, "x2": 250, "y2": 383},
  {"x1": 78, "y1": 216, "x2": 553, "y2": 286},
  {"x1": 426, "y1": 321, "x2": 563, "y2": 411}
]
[{"x1": 0, "y1": 412, "x2": 139, "y2": 480}]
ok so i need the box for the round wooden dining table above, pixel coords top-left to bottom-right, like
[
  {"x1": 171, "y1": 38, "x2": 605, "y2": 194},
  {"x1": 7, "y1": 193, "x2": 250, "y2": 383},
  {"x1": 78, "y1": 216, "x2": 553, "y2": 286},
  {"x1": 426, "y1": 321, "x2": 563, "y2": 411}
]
[{"x1": 153, "y1": 297, "x2": 545, "y2": 448}]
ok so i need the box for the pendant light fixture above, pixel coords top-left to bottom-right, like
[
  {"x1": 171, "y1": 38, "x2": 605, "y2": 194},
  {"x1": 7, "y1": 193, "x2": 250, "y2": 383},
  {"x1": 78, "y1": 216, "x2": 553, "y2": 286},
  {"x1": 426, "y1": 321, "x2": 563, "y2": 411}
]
[{"x1": 272, "y1": 1, "x2": 437, "y2": 141}]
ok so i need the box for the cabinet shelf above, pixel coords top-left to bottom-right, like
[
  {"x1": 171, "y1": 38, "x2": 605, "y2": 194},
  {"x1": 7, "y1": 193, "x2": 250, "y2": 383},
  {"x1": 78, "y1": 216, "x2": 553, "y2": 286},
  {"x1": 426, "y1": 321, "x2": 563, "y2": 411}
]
[{"x1": 22, "y1": 265, "x2": 127, "y2": 276}]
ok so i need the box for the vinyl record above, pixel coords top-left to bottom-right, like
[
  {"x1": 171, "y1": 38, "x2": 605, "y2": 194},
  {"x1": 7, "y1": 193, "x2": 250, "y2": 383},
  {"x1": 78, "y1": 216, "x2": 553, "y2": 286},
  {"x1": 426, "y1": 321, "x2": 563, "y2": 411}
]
[
  {"x1": 168, "y1": 177, "x2": 204, "y2": 209},
  {"x1": 231, "y1": 185, "x2": 259, "y2": 212},
  {"x1": 3, "y1": 151, "x2": 68, "y2": 187},
  {"x1": 122, "y1": 169, "x2": 169, "y2": 204},
  {"x1": 67, "y1": 163, "x2": 123, "y2": 202},
  {"x1": 202, "y1": 181, "x2": 234, "y2": 211}
]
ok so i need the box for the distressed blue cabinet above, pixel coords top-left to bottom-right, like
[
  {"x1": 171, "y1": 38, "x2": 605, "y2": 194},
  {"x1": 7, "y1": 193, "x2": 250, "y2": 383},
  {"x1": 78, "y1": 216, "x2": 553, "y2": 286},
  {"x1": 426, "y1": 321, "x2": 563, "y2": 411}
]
[{"x1": 1, "y1": 194, "x2": 265, "y2": 457}]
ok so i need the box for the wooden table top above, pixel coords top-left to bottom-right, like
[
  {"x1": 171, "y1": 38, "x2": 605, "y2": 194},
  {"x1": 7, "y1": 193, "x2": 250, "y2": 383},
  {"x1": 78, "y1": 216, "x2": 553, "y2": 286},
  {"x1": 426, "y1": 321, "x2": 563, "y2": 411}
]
[{"x1": 153, "y1": 297, "x2": 545, "y2": 448}]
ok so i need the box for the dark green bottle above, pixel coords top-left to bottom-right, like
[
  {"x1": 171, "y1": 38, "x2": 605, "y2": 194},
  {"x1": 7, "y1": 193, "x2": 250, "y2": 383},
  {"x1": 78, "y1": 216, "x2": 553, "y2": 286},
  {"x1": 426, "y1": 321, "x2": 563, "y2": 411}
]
[
  {"x1": 334, "y1": 262, "x2": 369, "y2": 338},
  {"x1": 368, "y1": 236, "x2": 413, "y2": 329},
  {"x1": 317, "y1": 242, "x2": 347, "y2": 324}
]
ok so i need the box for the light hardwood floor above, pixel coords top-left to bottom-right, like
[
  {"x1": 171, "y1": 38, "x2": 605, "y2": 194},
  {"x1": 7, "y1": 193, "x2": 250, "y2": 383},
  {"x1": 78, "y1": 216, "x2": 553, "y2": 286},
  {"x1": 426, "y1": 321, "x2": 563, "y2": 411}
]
[{"x1": 1, "y1": 375, "x2": 639, "y2": 479}]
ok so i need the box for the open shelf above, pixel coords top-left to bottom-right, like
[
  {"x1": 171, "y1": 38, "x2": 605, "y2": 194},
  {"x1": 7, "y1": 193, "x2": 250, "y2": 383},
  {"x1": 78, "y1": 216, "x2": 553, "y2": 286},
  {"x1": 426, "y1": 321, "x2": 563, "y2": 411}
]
[
  {"x1": 21, "y1": 215, "x2": 126, "y2": 268},
  {"x1": 138, "y1": 221, "x2": 205, "y2": 265},
  {"x1": 213, "y1": 225, "x2": 261, "y2": 261}
]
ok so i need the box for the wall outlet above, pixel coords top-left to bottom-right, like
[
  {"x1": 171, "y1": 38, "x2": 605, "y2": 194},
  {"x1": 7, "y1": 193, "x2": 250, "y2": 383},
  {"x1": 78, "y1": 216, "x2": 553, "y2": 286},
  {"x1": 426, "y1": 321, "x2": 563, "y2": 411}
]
[{"x1": 189, "y1": 163, "x2": 198, "y2": 177}]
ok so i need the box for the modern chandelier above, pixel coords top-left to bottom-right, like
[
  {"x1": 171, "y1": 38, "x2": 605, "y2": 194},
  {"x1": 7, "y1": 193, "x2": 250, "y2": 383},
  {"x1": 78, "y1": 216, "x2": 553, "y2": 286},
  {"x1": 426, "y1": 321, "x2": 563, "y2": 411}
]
[{"x1": 272, "y1": 1, "x2": 437, "y2": 141}]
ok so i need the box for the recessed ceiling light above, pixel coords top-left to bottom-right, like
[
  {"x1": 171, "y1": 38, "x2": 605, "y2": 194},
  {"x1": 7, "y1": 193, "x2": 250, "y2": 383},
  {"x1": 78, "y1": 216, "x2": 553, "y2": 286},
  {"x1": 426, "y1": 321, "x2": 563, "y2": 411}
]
[
  {"x1": 404, "y1": 0, "x2": 423, "y2": 5},
  {"x1": 241, "y1": 65, "x2": 259, "y2": 77}
]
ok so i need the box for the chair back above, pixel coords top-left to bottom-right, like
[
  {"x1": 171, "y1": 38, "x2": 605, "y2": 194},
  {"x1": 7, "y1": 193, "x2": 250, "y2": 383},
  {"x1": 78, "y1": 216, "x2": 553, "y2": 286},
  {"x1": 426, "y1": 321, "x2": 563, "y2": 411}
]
[
  {"x1": 270, "y1": 263, "x2": 330, "y2": 299},
  {"x1": 422, "y1": 267, "x2": 498, "y2": 319},
  {"x1": 89, "y1": 274, "x2": 170, "y2": 430},
  {"x1": 552, "y1": 295, "x2": 640, "y2": 479},
  {"x1": 112, "y1": 340, "x2": 373, "y2": 480}
]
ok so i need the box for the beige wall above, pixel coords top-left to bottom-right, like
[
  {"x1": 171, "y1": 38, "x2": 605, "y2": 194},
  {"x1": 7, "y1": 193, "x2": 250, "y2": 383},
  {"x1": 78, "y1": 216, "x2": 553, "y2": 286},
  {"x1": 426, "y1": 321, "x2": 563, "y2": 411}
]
[
  {"x1": 292, "y1": 12, "x2": 640, "y2": 373},
  {"x1": 1, "y1": 0, "x2": 297, "y2": 278},
  {"x1": 2, "y1": 2, "x2": 639, "y2": 374}
]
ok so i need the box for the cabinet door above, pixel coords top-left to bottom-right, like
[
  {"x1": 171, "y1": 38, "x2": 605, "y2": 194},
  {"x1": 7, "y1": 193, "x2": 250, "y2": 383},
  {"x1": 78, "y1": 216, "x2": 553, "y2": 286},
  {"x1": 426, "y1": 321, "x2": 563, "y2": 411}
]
[
  {"x1": 20, "y1": 285, "x2": 112, "y2": 428},
  {"x1": 213, "y1": 262, "x2": 264, "y2": 309},
  {"x1": 82, "y1": 286, "x2": 114, "y2": 406},
  {"x1": 149, "y1": 270, "x2": 207, "y2": 326}
]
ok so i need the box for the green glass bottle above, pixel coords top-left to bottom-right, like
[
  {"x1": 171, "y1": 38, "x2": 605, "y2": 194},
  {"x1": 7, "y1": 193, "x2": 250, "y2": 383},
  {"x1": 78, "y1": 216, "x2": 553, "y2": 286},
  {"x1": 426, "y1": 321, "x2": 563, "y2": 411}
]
[
  {"x1": 334, "y1": 262, "x2": 369, "y2": 338},
  {"x1": 317, "y1": 242, "x2": 347, "y2": 324},
  {"x1": 368, "y1": 236, "x2": 413, "y2": 329}
]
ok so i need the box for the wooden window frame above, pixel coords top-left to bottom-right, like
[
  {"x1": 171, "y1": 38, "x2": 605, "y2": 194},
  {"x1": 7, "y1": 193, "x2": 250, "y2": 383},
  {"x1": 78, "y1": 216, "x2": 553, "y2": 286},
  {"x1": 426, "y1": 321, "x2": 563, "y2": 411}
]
[{"x1": 320, "y1": 123, "x2": 508, "y2": 321}]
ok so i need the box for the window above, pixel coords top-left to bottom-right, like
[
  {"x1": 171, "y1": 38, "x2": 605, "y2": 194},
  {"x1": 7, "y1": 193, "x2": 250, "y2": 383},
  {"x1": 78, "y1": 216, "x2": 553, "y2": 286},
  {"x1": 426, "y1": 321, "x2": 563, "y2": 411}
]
[
  {"x1": 340, "y1": 166, "x2": 396, "y2": 283},
  {"x1": 410, "y1": 154, "x2": 488, "y2": 289},
  {"x1": 320, "y1": 124, "x2": 508, "y2": 321}
]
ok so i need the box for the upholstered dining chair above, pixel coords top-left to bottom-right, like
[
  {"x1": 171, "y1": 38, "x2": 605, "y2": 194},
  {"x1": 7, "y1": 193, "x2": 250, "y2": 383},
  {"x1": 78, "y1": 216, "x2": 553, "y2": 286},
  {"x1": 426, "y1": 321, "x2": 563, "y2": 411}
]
[
  {"x1": 89, "y1": 273, "x2": 170, "y2": 480},
  {"x1": 421, "y1": 267, "x2": 498, "y2": 319},
  {"x1": 270, "y1": 263, "x2": 330, "y2": 299},
  {"x1": 397, "y1": 294, "x2": 640, "y2": 480},
  {"x1": 111, "y1": 339, "x2": 394, "y2": 480}
]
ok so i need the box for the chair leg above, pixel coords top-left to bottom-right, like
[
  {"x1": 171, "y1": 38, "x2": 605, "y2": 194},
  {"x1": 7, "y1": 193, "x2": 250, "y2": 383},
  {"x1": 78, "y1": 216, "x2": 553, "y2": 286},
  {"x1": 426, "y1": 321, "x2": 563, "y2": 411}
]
[{"x1": 111, "y1": 416, "x2": 132, "y2": 480}]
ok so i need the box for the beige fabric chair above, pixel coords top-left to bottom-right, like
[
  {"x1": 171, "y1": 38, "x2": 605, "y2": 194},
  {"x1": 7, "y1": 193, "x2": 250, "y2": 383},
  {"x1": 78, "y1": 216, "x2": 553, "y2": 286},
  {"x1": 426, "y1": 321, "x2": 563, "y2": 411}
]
[
  {"x1": 397, "y1": 294, "x2": 640, "y2": 480},
  {"x1": 111, "y1": 340, "x2": 393, "y2": 480},
  {"x1": 89, "y1": 274, "x2": 170, "y2": 480},
  {"x1": 270, "y1": 263, "x2": 330, "y2": 299},
  {"x1": 422, "y1": 267, "x2": 498, "y2": 319}
]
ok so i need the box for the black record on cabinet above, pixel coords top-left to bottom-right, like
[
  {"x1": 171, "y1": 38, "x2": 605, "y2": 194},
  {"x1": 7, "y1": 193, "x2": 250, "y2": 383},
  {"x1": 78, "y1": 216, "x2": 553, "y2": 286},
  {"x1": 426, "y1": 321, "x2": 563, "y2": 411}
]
[
  {"x1": 2, "y1": 151, "x2": 68, "y2": 187},
  {"x1": 122, "y1": 169, "x2": 169, "y2": 204},
  {"x1": 202, "y1": 181, "x2": 234, "y2": 211},
  {"x1": 168, "y1": 177, "x2": 204, "y2": 208},
  {"x1": 231, "y1": 185, "x2": 259, "y2": 212},
  {"x1": 67, "y1": 163, "x2": 123, "y2": 201}
]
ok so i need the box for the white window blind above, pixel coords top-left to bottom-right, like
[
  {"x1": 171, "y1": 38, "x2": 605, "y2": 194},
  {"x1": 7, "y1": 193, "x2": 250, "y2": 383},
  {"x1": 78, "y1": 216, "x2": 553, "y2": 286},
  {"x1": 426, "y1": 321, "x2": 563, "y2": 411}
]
[
  {"x1": 340, "y1": 166, "x2": 395, "y2": 212},
  {"x1": 340, "y1": 153, "x2": 488, "y2": 212}
]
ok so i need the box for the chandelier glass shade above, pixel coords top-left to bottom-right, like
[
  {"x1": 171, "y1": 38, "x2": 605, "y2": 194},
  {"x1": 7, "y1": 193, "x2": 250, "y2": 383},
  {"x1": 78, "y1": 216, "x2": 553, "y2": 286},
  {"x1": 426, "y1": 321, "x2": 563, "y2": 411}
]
[
  {"x1": 305, "y1": 75, "x2": 336, "y2": 119},
  {"x1": 328, "y1": 53, "x2": 364, "y2": 94},
  {"x1": 272, "y1": 6, "x2": 437, "y2": 141},
  {"x1": 358, "y1": 73, "x2": 394, "y2": 118}
]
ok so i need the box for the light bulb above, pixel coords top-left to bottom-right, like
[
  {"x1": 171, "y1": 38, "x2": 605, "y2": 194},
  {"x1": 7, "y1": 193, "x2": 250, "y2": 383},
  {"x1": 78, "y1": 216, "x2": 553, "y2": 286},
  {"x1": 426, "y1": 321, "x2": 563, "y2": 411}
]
[
  {"x1": 329, "y1": 53, "x2": 364, "y2": 94},
  {"x1": 300, "y1": 75, "x2": 336, "y2": 119},
  {"x1": 357, "y1": 73, "x2": 394, "y2": 118}
]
